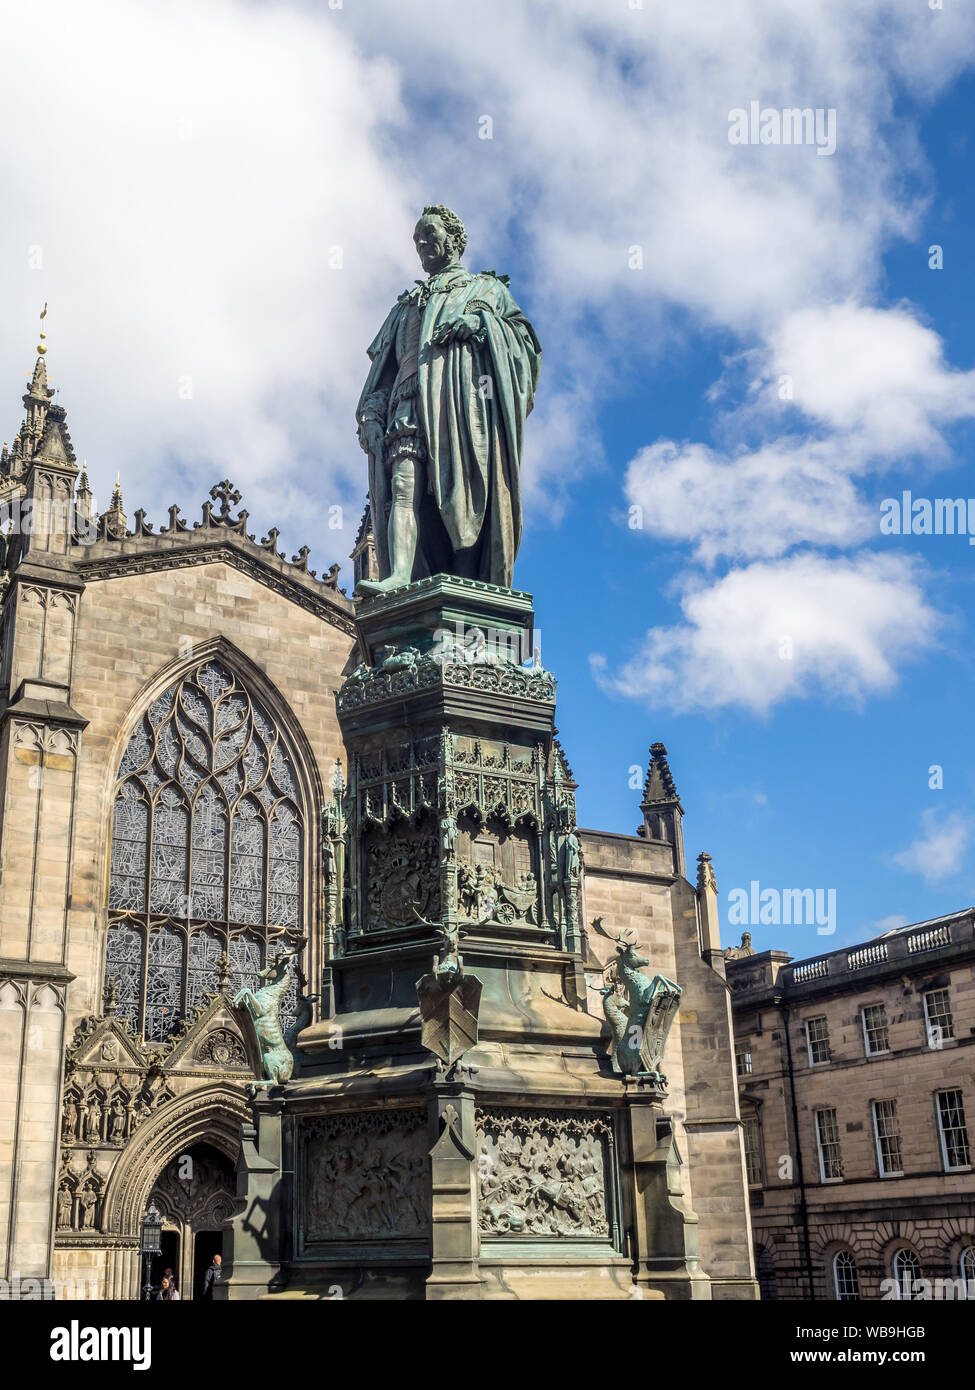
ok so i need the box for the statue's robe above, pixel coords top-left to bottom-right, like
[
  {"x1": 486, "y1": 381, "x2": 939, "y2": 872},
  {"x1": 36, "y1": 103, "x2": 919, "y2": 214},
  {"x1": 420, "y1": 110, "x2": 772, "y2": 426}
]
[{"x1": 357, "y1": 263, "x2": 541, "y2": 587}]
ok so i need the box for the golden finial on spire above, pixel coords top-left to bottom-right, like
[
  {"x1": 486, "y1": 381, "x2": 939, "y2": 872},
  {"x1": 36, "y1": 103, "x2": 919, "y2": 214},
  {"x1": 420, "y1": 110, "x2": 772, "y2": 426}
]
[{"x1": 37, "y1": 302, "x2": 48, "y2": 356}]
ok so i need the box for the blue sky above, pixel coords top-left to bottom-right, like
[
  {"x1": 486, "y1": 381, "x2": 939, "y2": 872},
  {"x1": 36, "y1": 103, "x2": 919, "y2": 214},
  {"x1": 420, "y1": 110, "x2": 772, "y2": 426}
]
[{"x1": 2, "y1": 1, "x2": 975, "y2": 961}]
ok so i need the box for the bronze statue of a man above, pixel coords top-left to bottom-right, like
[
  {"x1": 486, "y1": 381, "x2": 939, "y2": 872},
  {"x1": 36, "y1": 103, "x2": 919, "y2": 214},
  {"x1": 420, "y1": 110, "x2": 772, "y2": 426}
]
[{"x1": 356, "y1": 206, "x2": 541, "y2": 595}]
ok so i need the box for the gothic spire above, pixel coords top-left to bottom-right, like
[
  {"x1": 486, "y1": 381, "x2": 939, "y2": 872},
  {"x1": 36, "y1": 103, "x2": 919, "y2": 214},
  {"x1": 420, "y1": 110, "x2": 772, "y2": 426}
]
[
  {"x1": 640, "y1": 742, "x2": 682, "y2": 813},
  {"x1": 98, "y1": 473, "x2": 127, "y2": 540},
  {"x1": 6, "y1": 306, "x2": 76, "y2": 478},
  {"x1": 21, "y1": 303, "x2": 56, "y2": 456},
  {"x1": 637, "y1": 741, "x2": 685, "y2": 877}
]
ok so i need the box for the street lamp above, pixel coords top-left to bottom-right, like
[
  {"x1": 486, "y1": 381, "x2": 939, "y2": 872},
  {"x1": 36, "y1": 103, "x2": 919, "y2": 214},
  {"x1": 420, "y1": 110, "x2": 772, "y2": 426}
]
[{"x1": 140, "y1": 1203, "x2": 162, "y2": 1301}]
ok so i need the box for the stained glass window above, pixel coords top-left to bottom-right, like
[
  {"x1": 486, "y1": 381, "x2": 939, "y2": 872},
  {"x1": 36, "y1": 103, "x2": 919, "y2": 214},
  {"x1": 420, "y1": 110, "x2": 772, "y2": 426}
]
[
  {"x1": 146, "y1": 925, "x2": 185, "y2": 1042},
  {"x1": 105, "y1": 658, "x2": 305, "y2": 1041}
]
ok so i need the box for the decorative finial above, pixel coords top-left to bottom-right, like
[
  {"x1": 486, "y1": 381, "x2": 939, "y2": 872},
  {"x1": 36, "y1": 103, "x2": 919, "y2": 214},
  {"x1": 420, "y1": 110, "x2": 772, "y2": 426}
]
[
  {"x1": 210, "y1": 479, "x2": 242, "y2": 521},
  {"x1": 102, "y1": 977, "x2": 120, "y2": 1016},
  {"x1": 111, "y1": 473, "x2": 123, "y2": 507},
  {"x1": 37, "y1": 302, "x2": 48, "y2": 356},
  {"x1": 696, "y1": 851, "x2": 717, "y2": 895},
  {"x1": 216, "y1": 952, "x2": 233, "y2": 993}
]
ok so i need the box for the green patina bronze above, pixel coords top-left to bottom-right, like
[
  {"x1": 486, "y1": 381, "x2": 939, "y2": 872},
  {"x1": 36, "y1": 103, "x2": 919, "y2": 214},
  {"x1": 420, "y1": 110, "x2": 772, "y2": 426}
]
[
  {"x1": 598, "y1": 935, "x2": 682, "y2": 1083},
  {"x1": 234, "y1": 948, "x2": 299, "y2": 1093},
  {"x1": 356, "y1": 205, "x2": 541, "y2": 595}
]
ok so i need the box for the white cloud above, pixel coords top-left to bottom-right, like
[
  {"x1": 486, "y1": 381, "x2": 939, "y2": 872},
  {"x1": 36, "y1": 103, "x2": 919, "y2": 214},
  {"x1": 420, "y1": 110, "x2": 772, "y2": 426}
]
[
  {"x1": 591, "y1": 551, "x2": 940, "y2": 715},
  {"x1": 763, "y1": 303, "x2": 975, "y2": 454},
  {"x1": 0, "y1": 0, "x2": 416, "y2": 555},
  {"x1": 624, "y1": 437, "x2": 874, "y2": 565},
  {"x1": 1, "y1": 0, "x2": 974, "y2": 593},
  {"x1": 893, "y1": 810, "x2": 973, "y2": 884},
  {"x1": 874, "y1": 914, "x2": 910, "y2": 933},
  {"x1": 622, "y1": 298, "x2": 975, "y2": 569}
]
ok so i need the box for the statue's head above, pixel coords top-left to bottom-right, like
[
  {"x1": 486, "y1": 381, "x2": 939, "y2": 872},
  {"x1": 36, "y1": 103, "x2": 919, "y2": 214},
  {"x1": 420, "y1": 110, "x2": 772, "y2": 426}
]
[
  {"x1": 615, "y1": 935, "x2": 650, "y2": 969},
  {"x1": 414, "y1": 205, "x2": 466, "y2": 274}
]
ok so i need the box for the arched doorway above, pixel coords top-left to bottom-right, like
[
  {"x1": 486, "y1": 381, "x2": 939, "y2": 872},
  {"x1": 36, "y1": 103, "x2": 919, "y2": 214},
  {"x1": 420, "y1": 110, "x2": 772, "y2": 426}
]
[{"x1": 148, "y1": 1142, "x2": 235, "y2": 1299}]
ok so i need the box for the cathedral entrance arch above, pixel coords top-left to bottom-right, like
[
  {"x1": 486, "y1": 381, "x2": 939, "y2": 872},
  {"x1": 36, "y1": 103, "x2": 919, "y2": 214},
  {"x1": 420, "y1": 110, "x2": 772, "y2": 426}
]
[
  {"x1": 148, "y1": 1143, "x2": 235, "y2": 1300},
  {"x1": 98, "y1": 1083, "x2": 247, "y2": 1298}
]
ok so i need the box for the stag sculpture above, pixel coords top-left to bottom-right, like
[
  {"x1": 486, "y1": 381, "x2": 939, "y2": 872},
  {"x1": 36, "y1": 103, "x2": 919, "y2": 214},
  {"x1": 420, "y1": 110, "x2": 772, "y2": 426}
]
[
  {"x1": 234, "y1": 947, "x2": 299, "y2": 1093},
  {"x1": 597, "y1": 933, "x2": 681, "y2": 1084}
]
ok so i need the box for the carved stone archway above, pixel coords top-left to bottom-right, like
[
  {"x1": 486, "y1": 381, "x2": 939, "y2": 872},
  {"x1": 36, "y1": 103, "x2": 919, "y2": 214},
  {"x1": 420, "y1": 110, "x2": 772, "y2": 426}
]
[
  {"x1": 149, "y1": 1142, "x2": 236, "y2": 1299},
  {"x1": 99, "y1": 1083, "x2": 248, "y2": 1298}
]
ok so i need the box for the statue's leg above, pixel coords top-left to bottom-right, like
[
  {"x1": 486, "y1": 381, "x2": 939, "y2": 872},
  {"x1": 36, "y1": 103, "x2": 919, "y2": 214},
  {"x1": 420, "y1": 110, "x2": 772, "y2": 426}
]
[
  {"x1": 356, "y1": 445, "x2": 422, "y2": 596},
  {"x1": 389, "y1": 449, "x2": 423, "y2": 583}
]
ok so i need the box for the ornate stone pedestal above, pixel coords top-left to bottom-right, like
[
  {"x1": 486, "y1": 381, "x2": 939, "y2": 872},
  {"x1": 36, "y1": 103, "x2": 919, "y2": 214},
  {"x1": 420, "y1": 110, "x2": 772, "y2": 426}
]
[{"x1": 224, "y1": 577, "x2": 707, "y2": 1300}]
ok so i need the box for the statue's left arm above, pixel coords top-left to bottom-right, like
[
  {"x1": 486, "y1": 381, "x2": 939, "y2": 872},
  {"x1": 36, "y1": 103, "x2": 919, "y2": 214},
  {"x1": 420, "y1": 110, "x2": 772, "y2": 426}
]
[{"x1": 462, "y1": 275, "x2": 542, "y2": 414}]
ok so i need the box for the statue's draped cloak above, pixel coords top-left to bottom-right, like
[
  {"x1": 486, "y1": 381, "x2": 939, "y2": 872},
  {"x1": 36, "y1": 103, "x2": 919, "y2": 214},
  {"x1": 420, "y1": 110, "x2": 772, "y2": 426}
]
[{"x1": 358, "y1": 265, "x2": 541, "y2": 587}]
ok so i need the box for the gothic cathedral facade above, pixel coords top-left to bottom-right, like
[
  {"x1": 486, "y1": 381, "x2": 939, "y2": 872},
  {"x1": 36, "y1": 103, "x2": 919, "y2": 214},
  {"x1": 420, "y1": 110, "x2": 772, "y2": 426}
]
[{"x1": 0, "y1": 346, "x2": 757, "y2": 1299}]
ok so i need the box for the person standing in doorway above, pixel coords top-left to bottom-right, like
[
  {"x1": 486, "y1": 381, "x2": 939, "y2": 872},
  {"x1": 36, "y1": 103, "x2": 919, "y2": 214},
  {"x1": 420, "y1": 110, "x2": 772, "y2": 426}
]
[{"x1": 200, "y1": 1252, "x2": 222, "y2": 1300}]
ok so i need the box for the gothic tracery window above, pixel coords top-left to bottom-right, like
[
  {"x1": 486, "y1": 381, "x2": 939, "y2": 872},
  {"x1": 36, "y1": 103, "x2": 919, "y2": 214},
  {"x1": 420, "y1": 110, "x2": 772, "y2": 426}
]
[{"x1": 106, "y1": 658, "x2": 304, "y2": 1041}]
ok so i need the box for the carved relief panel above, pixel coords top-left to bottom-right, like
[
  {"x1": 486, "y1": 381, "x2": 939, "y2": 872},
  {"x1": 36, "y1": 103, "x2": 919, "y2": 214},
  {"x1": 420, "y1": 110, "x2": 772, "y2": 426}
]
[
  {"x1": 362, "y1": 820, "x2": 441, "y2": 930},
  {"x1": 300, "y1": 1109, "x2": 429, "y2": 1243},
  {"x1": 456, "y1": 814, "x2": 539, "y2": 925},
  {"x1": 476, "y1": 1107, "x2": 616, "y2": 1242}
]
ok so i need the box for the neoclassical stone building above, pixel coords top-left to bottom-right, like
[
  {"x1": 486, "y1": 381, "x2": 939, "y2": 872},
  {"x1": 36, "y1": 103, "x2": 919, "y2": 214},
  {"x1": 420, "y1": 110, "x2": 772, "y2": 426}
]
[
  {"x1": 729, "y1": 913, "x2": 975, "y2": 1300},
  {"x1": 0, "y1": 341, "x2": 756, "y2": 1299}
]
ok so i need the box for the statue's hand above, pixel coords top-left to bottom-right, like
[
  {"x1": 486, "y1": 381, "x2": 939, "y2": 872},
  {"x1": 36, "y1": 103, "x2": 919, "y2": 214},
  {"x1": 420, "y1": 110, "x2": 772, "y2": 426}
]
[
  {"x1": 357, "y1": 416, "x2": 385, "y2": 457},
  {"x1": 433, "y1": 315, "x2": 481, "y2": 346}
]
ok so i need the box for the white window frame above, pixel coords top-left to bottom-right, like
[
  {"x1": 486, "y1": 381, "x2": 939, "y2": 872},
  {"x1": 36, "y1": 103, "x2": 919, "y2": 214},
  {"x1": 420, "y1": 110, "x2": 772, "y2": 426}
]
[
  {"x1": 742, "y1": 1113, "x2": 764, "y2": 1188},
  {"x1": 832, "y1": 1249, "x2": 859, "y2": 1301},
  {"x1": 960, "y1": 1246, "x2": 975, "y2": 1299},
  {"x1": 935, "y1": 1089, "x2": 972, "y2": 1172},
  {"x1": 861, "y1": 1003, "x2": 890, "y2": 1057},
  {"x1": 735, "y1": 1043, "x2": 753, "y2": 1077},
  {"x1": 805, "y1": 1015, "x2": 830, "y2": 1066},
  {"x1": 891, "y1": 1247, "x2": 921, "y2": 1300},
  {"x1": 922, "y1": 988, "x2": 954, "y2": 1048},
  {"x1": 871, "y1": 1098, "x2": 903, "y2": 1177},
  {"x1": 815, "y1": 1107, "x2": 843, "y2": 1182}
]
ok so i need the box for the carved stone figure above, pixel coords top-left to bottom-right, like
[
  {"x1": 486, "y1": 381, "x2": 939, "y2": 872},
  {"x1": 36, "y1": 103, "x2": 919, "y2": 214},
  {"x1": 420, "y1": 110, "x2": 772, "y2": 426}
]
[
  {"x1": 108, "y1": 1097, "x2": 126, "y2": 1143},
  {"x1": 62, "y1": 1096, "x2": 78, "y2": 1143},
  {"x1": 724, "y1": 931, "x2": 755, "y2": 960},
  {"x1": 57, "y1": 1182, "x2": 74, "y2": 1230},
  {"x1": 559, "y1": 827, "x2": 581, "y2": 881},
  {"x1": 233, "y1": 948, "x2": 299, "y2": 1091},
  {"x1": 456, "y1": 861, "x2": 498, "y2": 921},
  {"x1": 78, "y1": 1185, "x2": 97, "y2": 1230},
  {"x1": 83, "y1": 1094, "x2": 102, "y2": 1143},
  {"x1": 356, "y1": 205, "x2": 541, "y2": 594}
]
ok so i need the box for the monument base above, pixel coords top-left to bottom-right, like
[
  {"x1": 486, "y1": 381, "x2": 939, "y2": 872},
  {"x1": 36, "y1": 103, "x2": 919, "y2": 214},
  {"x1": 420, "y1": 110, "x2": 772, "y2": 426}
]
[{"x1": 224, "y1": 579, "x2": 709, "y2": 1301}]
